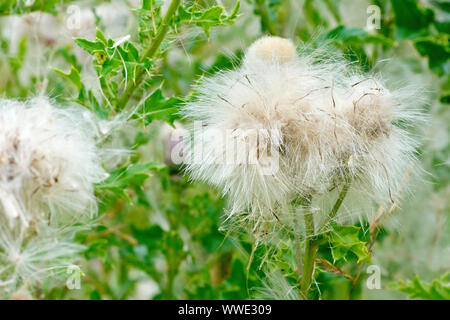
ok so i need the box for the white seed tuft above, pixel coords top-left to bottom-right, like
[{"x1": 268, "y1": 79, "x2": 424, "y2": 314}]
[
  {"x1": 0, "y1": 98, "x2": 104, "y2": 293},
  {"x1": 181, "y1": 36, "x2": 424, "y2": 238}
]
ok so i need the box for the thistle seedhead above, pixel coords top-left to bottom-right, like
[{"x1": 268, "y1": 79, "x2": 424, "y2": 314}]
[
  {"x1": 0, "y1": 98, "x2": 104, "y2": 294},
  {"x1": 181, "y1": 36, "x2": 424, "y2": 240},
  {"x1": 0, "y1": 98, "x2": 104, "y2": 230},
  {"x1": 245, "y1": 36, "x2": 297, "y2": 64}
]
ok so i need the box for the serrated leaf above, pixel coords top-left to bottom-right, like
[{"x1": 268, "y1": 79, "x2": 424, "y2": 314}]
[
  {"x1": 177, "y1": 1, "x2": 240, "y2": 37},
  {"x1": 326, "y1": 224, "x2": 371, "y2": 264},
  {"x1": 132, "y1": 88, "x2": 183, "y2": 125},
  {"x1": 96, "y1": 162, "x2": 165, "y2": 202},
  {"x1": 99, "y1": 56, "x2": 122, "y2": 77},
  {"x1": 229, "y1": 0, "x2": 241, "y2": 20},
  {"x1": 392, "y1": 273, "x2": 450, "y2": 300},
  {"x1": 126, "y1": 42, "x2": 140, "y2": 62},
  {"x1": 95, "y1": 28, "x2": 107, "y2": 45},
  {"x1": 52, "y1": 65, "x2": 82, "y2": 90},
  {"x1": 177, "y1": 5, "x2": 192, "y2": 21},
  {"x1": 74, "y1": 38, "x2": 105, "y2": 54},
  {"x1": 197, "y1": 7, "x2": 224, "y2": 36}
]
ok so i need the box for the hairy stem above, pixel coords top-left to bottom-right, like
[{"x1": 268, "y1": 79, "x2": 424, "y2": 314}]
[
  {"x1": 117, "y1": 0, "x2": 181, "y2": 110},
  {"x1": 293, "y1": 208, "x2": 303, "y2": 281},
  {"x1": 327, "y1": 178, "x2": 351, "y2": 222},
  {"x1": 300, "y1": 210, "x2": 318, "y2": 299},
  {"x1": 255, "y1": 0, "x2": 276, "y2": 35},
  {"x1": 292, "y1": 196, "x2": 310, "y2": 282},
  {"x1": 294, "y1": 180, "x2": 351, "y2": 299}
]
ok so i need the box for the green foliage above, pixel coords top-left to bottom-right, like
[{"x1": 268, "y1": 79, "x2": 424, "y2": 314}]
[
  {"x1": 176, "y1": 1, "x2": 240, "y2": 37},
  {"x1": 96, "y1": 162, "x2": 165, "y2": 203},
  {"x1": 131, "y1": 88, "x2": 183, "y2": 126},
  {"x1": 326, "y1": 224, "x2": 371, "y2": 264},
  {"x1": 391, "y1": 0, "x2": 435, "y2": 39},
  {"x1": 327, "y1": 26, "x2": 393, "y2": 46},
  {"x1": 414, "y1": 33, "x2": 450, "y2": 74},
  {"x1": 52, "y1": 66, "x2": 82, "y2": 90},
  {"x1": 390, "y1": 0, "x2": 450, "y2": 75},
  {"x1": 391, "y1": 273, "x2": 450, "y2": 300}
]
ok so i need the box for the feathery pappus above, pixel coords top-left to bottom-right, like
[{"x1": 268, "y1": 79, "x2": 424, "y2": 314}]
[
  {"x1": 181, "y1": 36, "x2": 424, "y2": 237},
  {"x1": 0, "y1": 98, "x2": 104, "y2": 294}
]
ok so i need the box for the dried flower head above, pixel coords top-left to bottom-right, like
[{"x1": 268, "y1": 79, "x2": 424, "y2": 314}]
[
  {"x1": 0, "y1": 98, "x2": 103, "y2": 229},
  {"x1": 0, "y1": 98, "x2": 104, "y2": 293},
  {"x1": 181, "y1": 36, "x2": 423, "y2": 235}
]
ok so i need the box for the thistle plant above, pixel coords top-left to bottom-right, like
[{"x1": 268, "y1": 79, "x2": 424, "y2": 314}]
[
  {"x1": 0, "y1": 0, "x2": 446, "y2": 301},
  {"x1": 182, "y1": 36, "x2": 424, "y2": 299}
]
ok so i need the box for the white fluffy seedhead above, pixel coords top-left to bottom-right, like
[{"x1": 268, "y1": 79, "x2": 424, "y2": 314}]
[
  {"x1": 0, "y1": 222, "x2": 85, "y2": 292},
  {"x1": 0, "y1": 98, "x2": 104, "y2": 230},
  {"x1": 181, "y1": 36, "x2": 424, "y2": 239},
  {"x1": 0, "y1": 98, "x2": 104, "y2": 294}
]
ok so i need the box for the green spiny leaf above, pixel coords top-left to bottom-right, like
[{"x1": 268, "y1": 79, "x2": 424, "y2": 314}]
[
  {"x1": 392, "y1": 273, "x2": 450, "y2": 300},
  {"x1": 96, "y1": 162, "x2": 165, "y2": 202},
  {"x1": 132, "y1": 88, "x2": 183, "y2": 125},
  {"x1": 52, "y1": 65, "x2": 82, "y2": 90},
  {"x1": 74, "y1": 38, "x2": 105, "y2": 55},
  {"x1": 326, "y1": 224, "x2": 371, "y2": 264}
]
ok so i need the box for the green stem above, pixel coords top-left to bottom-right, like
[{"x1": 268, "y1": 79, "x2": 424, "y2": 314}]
[
  {"x1": 255, "y1": 0, "x2": 276, "y2": 35},
  {"x1": 164, "y1": 269, "x2": 176, "y2": 299},
  {"x1": 327, "y1": 179, "x2": 351, "y2": 222},
  {"x1": 295, "y1": 180, "x2": 351, "y2": 299},
  {"x1": 300, "y1": 211, "x2": 318, "y2": 299},
  {"x1": 294, "y1": 216, "x2": 303, "y2": 281},
  {"x1": 292, "y1": 195, "x2": 311, "y2": 276},
  {"x1": 117, "y1": 0, "x2": 181, "y2": 110}
]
